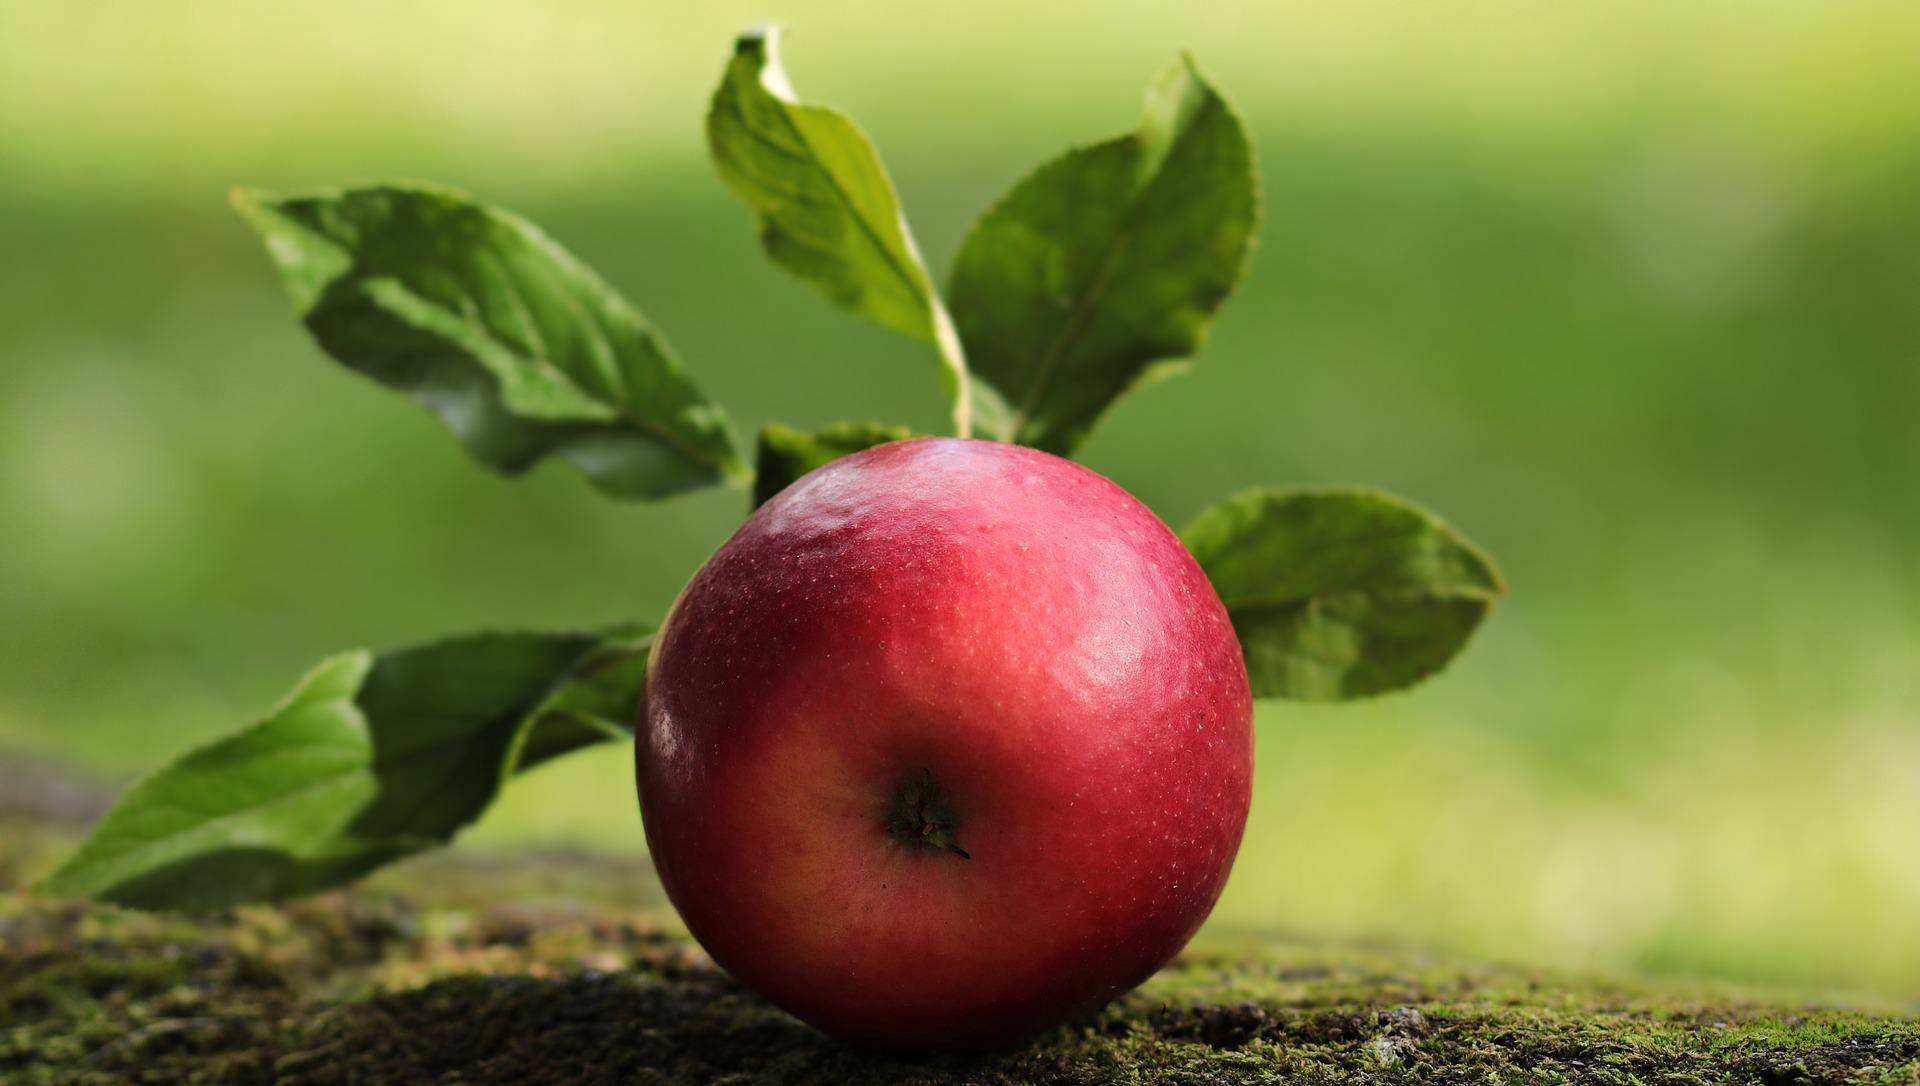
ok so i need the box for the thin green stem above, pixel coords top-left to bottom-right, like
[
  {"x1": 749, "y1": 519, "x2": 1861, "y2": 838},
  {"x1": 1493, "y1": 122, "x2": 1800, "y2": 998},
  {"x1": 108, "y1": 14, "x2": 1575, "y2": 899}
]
[{"x1": 931, "y1": 300, "x2": 972, "y2": 438}]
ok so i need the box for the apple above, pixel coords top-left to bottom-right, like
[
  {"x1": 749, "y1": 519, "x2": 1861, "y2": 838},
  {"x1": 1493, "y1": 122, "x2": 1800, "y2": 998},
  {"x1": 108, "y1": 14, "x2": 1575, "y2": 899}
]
[{"x1": 637, "y1": 437, "x2": 1253, "y2": 1050}]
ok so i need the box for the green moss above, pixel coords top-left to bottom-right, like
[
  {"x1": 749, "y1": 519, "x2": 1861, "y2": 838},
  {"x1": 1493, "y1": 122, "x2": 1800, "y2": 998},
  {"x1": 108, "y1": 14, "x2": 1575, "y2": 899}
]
[{"x1": 5, "y1": 828, "x2": 1917, "y2": 1085}]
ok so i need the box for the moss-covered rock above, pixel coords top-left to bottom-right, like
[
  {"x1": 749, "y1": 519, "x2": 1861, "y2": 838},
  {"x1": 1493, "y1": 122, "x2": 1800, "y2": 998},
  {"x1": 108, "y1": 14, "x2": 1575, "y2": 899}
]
[{"x1": 5, "y1": 816, "x2": 1917, "y2": 1085}]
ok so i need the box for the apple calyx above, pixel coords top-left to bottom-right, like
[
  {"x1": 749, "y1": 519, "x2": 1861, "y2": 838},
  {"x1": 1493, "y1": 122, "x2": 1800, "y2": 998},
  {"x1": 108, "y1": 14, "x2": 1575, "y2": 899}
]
[{"x1": 885, "y1": 769, "x2": 971, "y2": 860}]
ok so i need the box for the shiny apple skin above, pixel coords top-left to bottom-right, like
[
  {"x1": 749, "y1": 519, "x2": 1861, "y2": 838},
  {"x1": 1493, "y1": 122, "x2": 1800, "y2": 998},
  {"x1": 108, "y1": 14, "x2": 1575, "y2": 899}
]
[{"x1": 637, "y1": 437, "x2": 1253, "y2": 1051}]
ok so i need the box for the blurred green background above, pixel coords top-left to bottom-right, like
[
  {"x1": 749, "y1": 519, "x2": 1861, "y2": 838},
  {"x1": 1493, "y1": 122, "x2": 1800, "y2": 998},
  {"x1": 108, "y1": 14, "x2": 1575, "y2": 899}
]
[{"x1": 4, "y1": 2, "x2": 1917, "y2": 998}]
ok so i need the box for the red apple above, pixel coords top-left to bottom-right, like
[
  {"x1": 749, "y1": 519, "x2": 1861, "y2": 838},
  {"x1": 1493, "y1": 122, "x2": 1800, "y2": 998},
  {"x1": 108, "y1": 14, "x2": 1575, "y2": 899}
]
[{"x1": 637, "y1": 437, "x2": 1253, "y2": 1050}]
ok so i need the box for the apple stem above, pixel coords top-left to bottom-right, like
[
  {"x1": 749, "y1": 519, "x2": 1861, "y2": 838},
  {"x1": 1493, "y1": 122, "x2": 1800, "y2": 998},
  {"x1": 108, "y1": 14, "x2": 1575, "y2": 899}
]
[{"x1": 932, "y1": 302, "x2": 972, "y2": 438}]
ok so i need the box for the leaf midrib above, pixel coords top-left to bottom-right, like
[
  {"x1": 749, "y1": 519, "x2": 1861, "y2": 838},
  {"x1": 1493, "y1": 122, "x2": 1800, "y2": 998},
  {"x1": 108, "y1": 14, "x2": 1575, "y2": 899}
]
[
  {"x1": 1222, "y1": 583, "x2": 1501, "y2": 615},
  {"x1": 1011, "y1": 227, "x2": 1128, "y2": 440},
  {"x1": 1005, "y1": 92, "x2": 1226, "y2": 440},
  {"x1": 750, "y1": 80, "x2": 932, "y2": 334},
  {"x1": 359, "y1": 272, "x2": 731, "y2": 476}
]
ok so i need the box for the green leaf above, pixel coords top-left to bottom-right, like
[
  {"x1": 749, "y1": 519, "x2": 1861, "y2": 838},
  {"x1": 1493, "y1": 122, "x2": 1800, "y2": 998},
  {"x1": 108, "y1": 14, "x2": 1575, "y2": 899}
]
[
  {"x1": 1182, "y1": 489, "x2": 1502, "y2": 700},
  {"x1": 518, "y1": 635, "x2": 651, "y2": 770},
  {"x1": 36, "y1": 628, "x2": 651, "y2": 910},
  {"x1": 232, "y1": 184, "x2": 746, "y2": 499},
  {"x1": 949, "y1": 55, "x2": 1259, "y2": 453},
  {"x1": 708, "y1": 28, "x2": 971, "y2": 433},
  {"x1": 752, "y1": 420, "x2": 915, "y2": 507}
]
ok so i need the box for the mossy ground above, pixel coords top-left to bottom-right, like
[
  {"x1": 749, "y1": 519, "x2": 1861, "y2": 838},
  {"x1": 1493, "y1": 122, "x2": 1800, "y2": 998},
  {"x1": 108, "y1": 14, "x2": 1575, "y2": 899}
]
[{"x1": 4, "y1": 815, "x2": 1918, "y2": 1085}]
